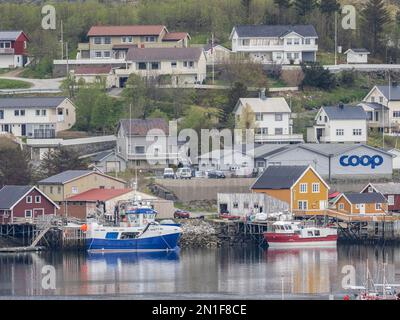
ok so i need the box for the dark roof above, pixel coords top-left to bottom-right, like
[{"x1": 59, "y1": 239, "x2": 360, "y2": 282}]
[
  {"x1": 0, "y1": 185, "x2": 32, "y2": 209},
  {"x1": 233, "y1": 25, "x2": 318, "y2": 38},
  {"x1": 0, "y1": 97, "x2": 67, "y2": 109},
  {"x1": 343, "y1": 192, "x2": 386, "y2": 204},
  {"x1": 0, "y1": 31, "x2": 23, "y2": 41},
  {"x1": 346, "y1": 48, "x2": 370, "y2": 53},
  {"x1": 322, "y1": 104, "x2": 367, "y2": 120},
  {"x1": 74, "y1": 66, "x2": 112, "y2": 75},
  {"x1": 119, "y1": 118, "x2": 169, "y2": 136},
  {"x1": 126, "y1": 47, "x2": 202, "y2": 61},
  {"x1": 359, "y1": 102, "x2": 389, "y2": 110},
  {"x1": 252, "y1": 165, "x2": 308, "y2": 190},
  {"x1": 38, "y1": 170, "x2": 93, "y2": 185},
  {"x1": 376, "y1": 85, "x2": 400, "y2": 101},
  {"x1": 88, "y1": 25, "x2": 166, "y2": 37},
  {"x1": 91, "y1": 150, "x2": 114, "y2": 162},
  {"x1": 162, "y1": 32, "x2": 189, "y2": 41}
]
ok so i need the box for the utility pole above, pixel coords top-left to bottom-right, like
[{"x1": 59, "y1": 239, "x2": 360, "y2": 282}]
[
  {"x1": 60, "y1": 20, "x2": 64, "y2": 60},
  {"x1": 334, "y1": 12, "x2": 338, "y2": 66},
  {"x1": 66, "y1": 42, "x2": 69, "y2": 75},
  {"x1": 212, "y1": 32, "x2": 215, "y2": 85}
]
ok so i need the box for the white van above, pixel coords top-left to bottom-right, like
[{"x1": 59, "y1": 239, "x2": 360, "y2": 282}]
[{"x1": 176, "y1": 167, "x2": 192, "y2": 179}]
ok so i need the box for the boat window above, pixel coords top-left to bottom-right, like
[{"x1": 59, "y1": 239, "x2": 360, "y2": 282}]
[
  {"x1": 314, "y1": 230, "x2": 320, "y2": 236},
  {"x1": 105, "y1": 232, "x2": 119, "y2": 239},
  {"x1": 120, "y1": 232, "x2": 139, "y2": 239},
  {"x1": 307, "y1": 231, "x2": 314, "y2": 237}
]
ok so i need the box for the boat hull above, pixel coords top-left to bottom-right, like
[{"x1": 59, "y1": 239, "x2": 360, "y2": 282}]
[
  {"x1": 86, "y1": 232, "x2": 181, "y2": 253},
  {"x1": 264, "y1": 233, "x2": 338, "y2": 248}
]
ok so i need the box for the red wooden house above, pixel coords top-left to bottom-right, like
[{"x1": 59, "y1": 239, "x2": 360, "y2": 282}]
[
  {"x1": 0, "y1": 185, "x2": 59, "y2": 224},
  {"x1": 0, "y1": 31, "x2": 29, "y2": 69},
  {"x1": 361, "y1": 182, "x2": 400, "y2": 212}
]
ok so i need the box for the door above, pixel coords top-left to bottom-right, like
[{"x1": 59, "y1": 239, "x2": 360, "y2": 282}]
[
  {"x1": 316, "y1": 128, "x2": 323, "y2": 142},
  {"x1": 21, "y1": 124, "x2": 26, "y2": 136},
  {"x1": 319, "y1": 200, "x2": 327, "y2": 210},
  {"x1": 359, "y1": 204, "x2": 366, "y2": 215},
  {"x1": 33, "y1": 209, "x2": 44, "y2": 220}
]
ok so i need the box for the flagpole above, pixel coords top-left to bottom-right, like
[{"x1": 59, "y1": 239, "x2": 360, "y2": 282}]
[{"x1": 212, "y1": 33, "x2": 215, "y2": 84}]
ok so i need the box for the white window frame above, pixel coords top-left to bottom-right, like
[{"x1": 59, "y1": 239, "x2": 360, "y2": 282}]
[
  {"x1": 312, "y1": 183, "x2": 320, "y2": 193},
  {"x1": 26, "y1": 196, "x2": 32, "y2": 203},
  {"x1": 298, "y1": 200, "x2": 308, "y2": 210},
  {"x1": 339, "y1": 203, "x2": 344, "y2": 210},
  {"x1": 376, "y1": 203, "x2": 382, "y2": 210},
  {"x1": 388, "y1": 195, "x2": 394, "y2": 206},
  {"x1": 35, "y1": 195, "x2": 41, "y2": 203},
  {"x1": 71, "y1": 187, "x2": 78, "y2": 194},
  {"x1": 336, "y1": 129, "x2": 344, "y2": 136},
  {"x1": 25, "y1": 210, "x2": 32, "y2": 218},
  {"x1": 353, "y1": 128, "x2": 362, "y2": 136},
  {"x1": 300, "y1": 183, "x2": 307, "y2": 193}
]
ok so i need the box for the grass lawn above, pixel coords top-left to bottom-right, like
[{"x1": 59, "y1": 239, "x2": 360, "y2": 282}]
[
  {"x1": 368, "y1": 131, "x2": 400, "y2": 149},
  {"x1": 0, "y1": 79, "x2": 32, "y2": 89}
]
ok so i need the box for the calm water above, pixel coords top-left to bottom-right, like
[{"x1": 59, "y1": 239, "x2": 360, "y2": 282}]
[{"x1": 1, "y1": 245, "x2": 400, "y2": 299}]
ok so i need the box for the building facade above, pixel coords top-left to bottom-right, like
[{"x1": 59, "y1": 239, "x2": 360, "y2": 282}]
[
  {"x1": 0, "y1": 31, "x2": 29, "y2": 68},
  {"x1": 307, "y1": 104, "x2": 367, "y2": 144},
  {"x1": 0, "y1": 97, "x2": 76, "y2": 138},
  {"x1": 230, "y1": 25, "x2": 318, "y2": 64},
  {"x1": 333, "y1": 192, "x2": 387, "y2": 215},
  {"x1": 344, "y1": 49, "x2": 370, "y2": 64},
  {"x1": 361, "y1": 182, "x2": 400, "y2": 212}
]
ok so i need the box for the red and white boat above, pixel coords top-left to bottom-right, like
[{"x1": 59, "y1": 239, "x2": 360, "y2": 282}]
[{"x1": 264, "y1": 221, "x2": 338, "y2": 248}]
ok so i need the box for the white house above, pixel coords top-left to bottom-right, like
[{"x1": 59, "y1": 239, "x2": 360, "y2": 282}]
[
  {"x1": 234, "y1": 91, "x2": 304, "y2": 144},
  {"x1": 307, "y1": 104, "x2": 367, "y2": 144},
  {"x1": 115, "y1": 47, "x2": 207, "y2": 87},
  {"x1": 363, "y1": 84, "x2": 400, "y2": 132},
  {"x1": 203, "y1": 43, "x2": 231, "y2": 65},
  {"x1": 0, "y1": 97, "x2": 76, "y2": 138},
  {"x1": 71, "y1": 65, "x2": 117, "y2": 88},
  {"x1": 229, "y1": 25, "x2": 318, "y2": 64},
  {"x1": 386, "y1": 148, "x2": 400, "y2": 169},
  {"x1": 345, "y1": 48, "x2": 370, "y2": 64},
  {"x1": 357, "y1": 101, "x2": 390, "y2": 133}
]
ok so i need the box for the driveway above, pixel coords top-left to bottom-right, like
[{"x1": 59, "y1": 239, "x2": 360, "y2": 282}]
[{"x1": 0, "y1": 75, "x2": 65, "y2": 90}]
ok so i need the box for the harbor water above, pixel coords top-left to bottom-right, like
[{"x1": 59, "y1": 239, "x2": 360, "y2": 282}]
[{"x1": 1, "y1": 245, "x2": 400, "y2": 299}]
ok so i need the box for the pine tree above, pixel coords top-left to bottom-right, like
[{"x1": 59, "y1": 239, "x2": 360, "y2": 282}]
[
  {"x1": 274, "y1": 0, "x2": 292, "y2": 23},
  {"x1": 319, "y1": 0, "x2": 340, "y2": 15},
  {"x1": 294, "y1": 0, "x2": 317, "y2": 17},
  {"x1": 361, "y1": 0, "x2": 391, "y2": 55}
]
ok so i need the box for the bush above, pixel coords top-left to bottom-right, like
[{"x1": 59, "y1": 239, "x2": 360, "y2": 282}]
[
  {"x1": 301, "y1": 62, "x2": 336, "y2": 90},
  {"x1": 339, "y1": 70, "x2": 356, "y2": 86}
]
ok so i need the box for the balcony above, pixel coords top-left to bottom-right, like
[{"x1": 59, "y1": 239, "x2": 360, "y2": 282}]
[
  {"x1": 0, "y1": 48, "x2": 14, "y2": 55},
  {"x1": 255, "y1": 133, "x2": 304, "y2": 144}
]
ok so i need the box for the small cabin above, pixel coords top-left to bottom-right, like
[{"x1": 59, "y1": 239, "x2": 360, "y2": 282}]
[
  {"x1": 345, "y1": 48, "x2": 370, "y2": 64},
  {"x1": 333, "y1": 192, "x2": 387, "y2": 215}
]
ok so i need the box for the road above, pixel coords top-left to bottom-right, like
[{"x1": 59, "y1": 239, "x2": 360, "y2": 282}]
[{"x1": 0, "y1": 72, "x2": 65, "y2": 94}]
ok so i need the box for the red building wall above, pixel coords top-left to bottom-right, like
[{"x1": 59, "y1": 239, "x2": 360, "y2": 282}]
[
  {"x1": 13, "y1": 32, "x2": 28, "y2": 55},
  {"x1": 12, "y1": 189, "x2": 56, "y2": 219}
]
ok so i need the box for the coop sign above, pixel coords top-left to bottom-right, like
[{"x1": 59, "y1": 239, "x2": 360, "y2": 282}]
[{"x1": 339, "y1": 155, "x2": 384, "y2": 169}]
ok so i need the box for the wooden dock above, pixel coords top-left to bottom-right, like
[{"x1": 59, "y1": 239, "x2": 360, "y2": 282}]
[{"x1": 0, "y1": 246, "x2": 45, "y2": 253}]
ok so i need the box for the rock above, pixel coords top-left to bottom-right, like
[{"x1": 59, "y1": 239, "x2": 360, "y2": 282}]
[{"x1": 179, "y1": 220, "x2": 222, "y2": 248}]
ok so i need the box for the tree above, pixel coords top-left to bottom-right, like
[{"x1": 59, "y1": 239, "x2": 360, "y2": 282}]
[
  {"x1": 179, "y1": 105, "x2": 220, "y2": 134},
  {"x1": 39, "y1": 147, "x2": 89, "y2": 178},
  {"x1": 361, "y1": 0, "x2": 391, "y2": 55},
  {"x1": 294, "y1": 0, "x2": 317, "y2": 18},
  {"x1": 241, "y1": 0, "x2": 252, "y2": 23},
  {"x1": 274, "y1": 0, "x2": 292, "y2": 23},
  {"x1": 319, "y1": 0, "x2": 340, "y2": 37},
  {"x1": 237, "y1": 104, "x2": 258, "y2": 140},
  {"x1": 301, "y1": 62, "x2": 336, "y2": 90},
  {"x1": 0, "y1": 138, "x2": 31, "y2": 187},
  {"x1": 223, "y1": 82, "x2": 248, "y2": 124},
  {"x1": 122, "y1": 74, "x2": 150, "y2": 119}
]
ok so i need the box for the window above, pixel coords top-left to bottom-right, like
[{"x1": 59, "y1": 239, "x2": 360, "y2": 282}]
[
  {"x1": 376, "y1": 203, "x2": 382, "y2": 210},
  {"x1": 94, "y1": 37, "x2": 102, "y2": 44},
  {"x1": 356, "y1": 204, "x2": 360, "y2": 209},
  {"x1": 388, "y1": 195, "x2": 394, "y2": 205},
  {"x1": 26, "y1": 196, "x2": 32, "y2": 203},
  {"x1": 300, "y1": 183, "x2": 307, "y2": 193},
  {"x1": 312, "y1": 183, "x2": 320, "y2": 193},
  {"x1": 50, "y1": 186, "x2": 53, "y2": 194},
  {"x1": 339, "y1": 203, "x2": 344, "y2": 210},
  {"x1": 336, "y1": 129, "x2": 344, "y2": 136},
  {"x1": 294, "y1": 52, "x2": 300, "y2": 59},
  {"x1": 324, "y1": 116, "x2": 328, "y2": 122},
  {"x1": 367, "y1": 111, "x2": 373, "y2": 121},
  {"x1": 379, "y1": 96, "x2": 384, "y2": 103},
  {"x1": 233, "y1": 202, "x2": 239, "y2": 209},
  {"x1": 151, "y1": 62, "x2": 160, "y2": 70},
  {"x1": 298, "y1": 201, "x2": 307, "y2": 210},
  {"x1": 305, "y1": 38, "x2": 311, "y2": 45},
  {"x1": 393, "y1": 111, "x2": 400, "y2": 118},
  {"x1": 287, "y1": 53, "x2": 292, "y2": 59},
  {"x1": 41, "y1": 110, "x2": 46, "y2": 116},
  {"x1": 103, "y1": 51, "x2": 111, "y2": 58},
  {"x1": 14, "y1": 110, "x2": 19, "y2": 116},
  {"x1": 275, "y1": 128, "x2": 283, "y2": 135},
  {"x1": 104, "y1": 37, "x2": 111, "y2": 44},
  {"x1": 95, "y1": 51, "x2": 102, "y2": 58},
  {"x1": 294, "y1": 38, "x2": 300, "y2": 45},
  {"x1": 371, "y1": 97, "x2": 375, "y2": 102},
  {"x1": 145, "y1": 36, "x2": 156, "y2": 42},
  {"x1": 135, "y1": 146, "x2": 145, "y2": 154},
  {"x1": 25, "y1": 210, "x2": 32, "y2": 218},
  {"x1": 287, "y1": 39, "x2": 293, "y2": 45},
  {"x1": 368, "y1": 187, "x2": 373, "y2": 193},
  {"x1": 57, "y1": 186, "x2": 62, "y2": 194},
  {"x1": 0, "y1": 110, "x2": 3, "y2": 119},
  {"x1": 35, "y1": 110, "x2": 40, "y2": 116},
  {"x1": 255, "y1": 113, "x2": 263, "y2": 121},
  {"x1": 35, "y1": 196, "x2": 41, "y2": 203},
  {"x1": 242, "y1": 39, "x2": 250, "y2": 46},
  {"x1": 256, "y1": 161, "x2": 265, "y2": 168},
  {"x1": 138, "y1": 62, "x2": 147, "y2": 70},
  {"x1": 275, "y1": 113, "x2": 283, "y2": 121},
  {"x1": 353, "y1": 129, "x2": 362, "y2": 136},
  {"x1": 72, "y1": 187, "x2": 78, "y2": 194},
  {"x1": 262, "y1": 128, "x2": 268, "y2": 135},
  {"x1": 20, "y1": 110, "x2": 25, "y2": 116},
  {"x1": 189, "y1": 61, "x2": 194, "y2": 68},
  {"x1": 171, "y1": 61, "x2": 177, "y2": 68}
]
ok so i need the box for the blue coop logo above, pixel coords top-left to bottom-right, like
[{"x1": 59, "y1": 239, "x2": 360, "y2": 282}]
[{"x1": 339, "y1": 155, "x2": 383, "y2": 169}]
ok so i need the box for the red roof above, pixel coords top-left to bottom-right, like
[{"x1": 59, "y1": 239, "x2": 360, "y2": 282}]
[
  {"x1": 66, "y1": 188, "x2": 133, "y2": 202},
  {"x1": 74, "y1": 66, "x2": 112, "y2": 75},
  {"x1": 87, "y1": 25, "x2": 166, "y2": 37},
  {"x1": 162, "y1": 32, "x2": 189, "y2": 41},
  {"x1": 329, "y1": 192, "x2": 341, "y2": 199}
]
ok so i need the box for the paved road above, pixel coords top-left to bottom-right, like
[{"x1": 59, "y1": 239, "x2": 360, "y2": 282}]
[{"x1": 0, "y1": 76, "x2": 65, "y2": 90}]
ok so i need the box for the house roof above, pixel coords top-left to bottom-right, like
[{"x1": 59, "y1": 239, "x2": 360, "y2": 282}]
[
  {"x1": 0, "y1": 97, "x2": 68, "y2": 109},
  {"x1": 251, "y1": 165, "x2": 308, "y2": 190},
  {"x1": 162, "y1": 32, "x2": 189, "y2": 41},
  {"x1": 343, "y1": 192, "x2": 386, "y2": 204},
  {"x1": 91, "y1": 150, "x2": 115, "y2": 162},
  {"x1": 38, "y1": 170, "x2": 93, "y2": 185},
  {"x1": 119, "y1": 118, "x2": 169, "y2": 136},
  {"x1": 203, "y1": 43, "x2": 231, "y2": 52},
  {"x1": 345, "y1": 48, "x2": 370, "y2": 54},
  {"x1": 322, "y1": 104, "x2": 367, "y2": 120},
  {"x1": 74, "y1": 66, "x2": 112, "y2": 75},
  {"x1": 87, "y1": 25, "x2": 166, "y2": 37},
  {"x1": 252, "y1": 144, "x2": 289, "y2": 158},
  {"x1": 363, "y1": 182, "x2": 400, "y2": 194},
  {"x1": 235, "y1": 97, "x2": 291, "y2": 114},
  {"x1": 0, "y1": 30, "x2": 24, "y2": 41},
  {"x1": 358, "y1": 102, "x2": 389, "y2": 111},
  {"x1": 233, "y1": 25, "x2": 318, "y2": 38},
  {"x1": 126, "y1": 47, "x2": 203, "y2": 62},
  {"x1": 375, "y1": 85, "x2": 400, "y2": 101},
  {"x1": 66, "y1": 188, "x2": 133, "y2": 202},
  {"x1": 0, "y1": 185, "x2": 32, "y2": 209}
]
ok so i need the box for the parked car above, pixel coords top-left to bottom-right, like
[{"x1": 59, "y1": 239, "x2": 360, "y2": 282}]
[
  {"x1": 219, "y1": 213, "x2": 241, "y2": 220},
  {"x1": 174, "y1": 209, "x2": 190, "y2": 219},
  {"x1": 163, "y1": 168, "x2": 176, "y2": 179},
  {"x1": 176, "y1": 167, "x2": 192, "y2": 179},
  {"x1": 207, "y1": 170, "x2": 226, "y2": 179}
]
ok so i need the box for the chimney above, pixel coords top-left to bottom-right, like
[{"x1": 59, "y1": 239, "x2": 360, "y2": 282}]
[
  {"x1": 259, "y1": 88, "x2": 267, "y2": 100},
  {"x1": 338, "y1": 102, "x2": 344, "y2": 109}
]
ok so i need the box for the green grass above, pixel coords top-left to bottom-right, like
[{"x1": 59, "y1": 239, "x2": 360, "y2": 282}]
[
  {"x1": 368, "y1": 131, "x2": 400, "y2": 149},
  {"x1": 0, "y1": 68, "x2": 11, "y2": 75},
  {"x1": 317, "y1": 51, "x2": 346, "y2": 65},
  {"x1": 269, "y1": 78, "x2": 288, "y2": 88},
  {"x1": 0, "y1": 79, "x2": 32, "y2": 89}
]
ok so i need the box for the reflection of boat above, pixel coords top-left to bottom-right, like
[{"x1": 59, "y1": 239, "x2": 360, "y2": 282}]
[
  {"x1": 86, "y1": 205, "x2": 182, "y2": 253},
  {"x1": 264, "y1": 221, "x2": 337, "y2": 248},
  {"x1": 87, "y1": 250, "x2": 180, "y2": 265}
]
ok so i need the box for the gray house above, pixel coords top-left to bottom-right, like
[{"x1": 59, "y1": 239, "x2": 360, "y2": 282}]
[{"x1": 90, "y1": 150, "x2": 126, "y2": 173}]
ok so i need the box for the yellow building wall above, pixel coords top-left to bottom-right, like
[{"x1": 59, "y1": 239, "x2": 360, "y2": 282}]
[
  {"x1": 335, "y1": 197, "x2": 352, "y2": 214},
  {"x1": 252, "y1": 189, "x2": 291, "y2": 204},
  {"x1": 351, "y1": 202, "x2": 387, "y2": 214}
]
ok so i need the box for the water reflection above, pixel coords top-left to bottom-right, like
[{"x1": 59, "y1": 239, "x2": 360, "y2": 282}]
[{"x1": 0, "y1": 245, "x2": 399, "y2": 298}]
